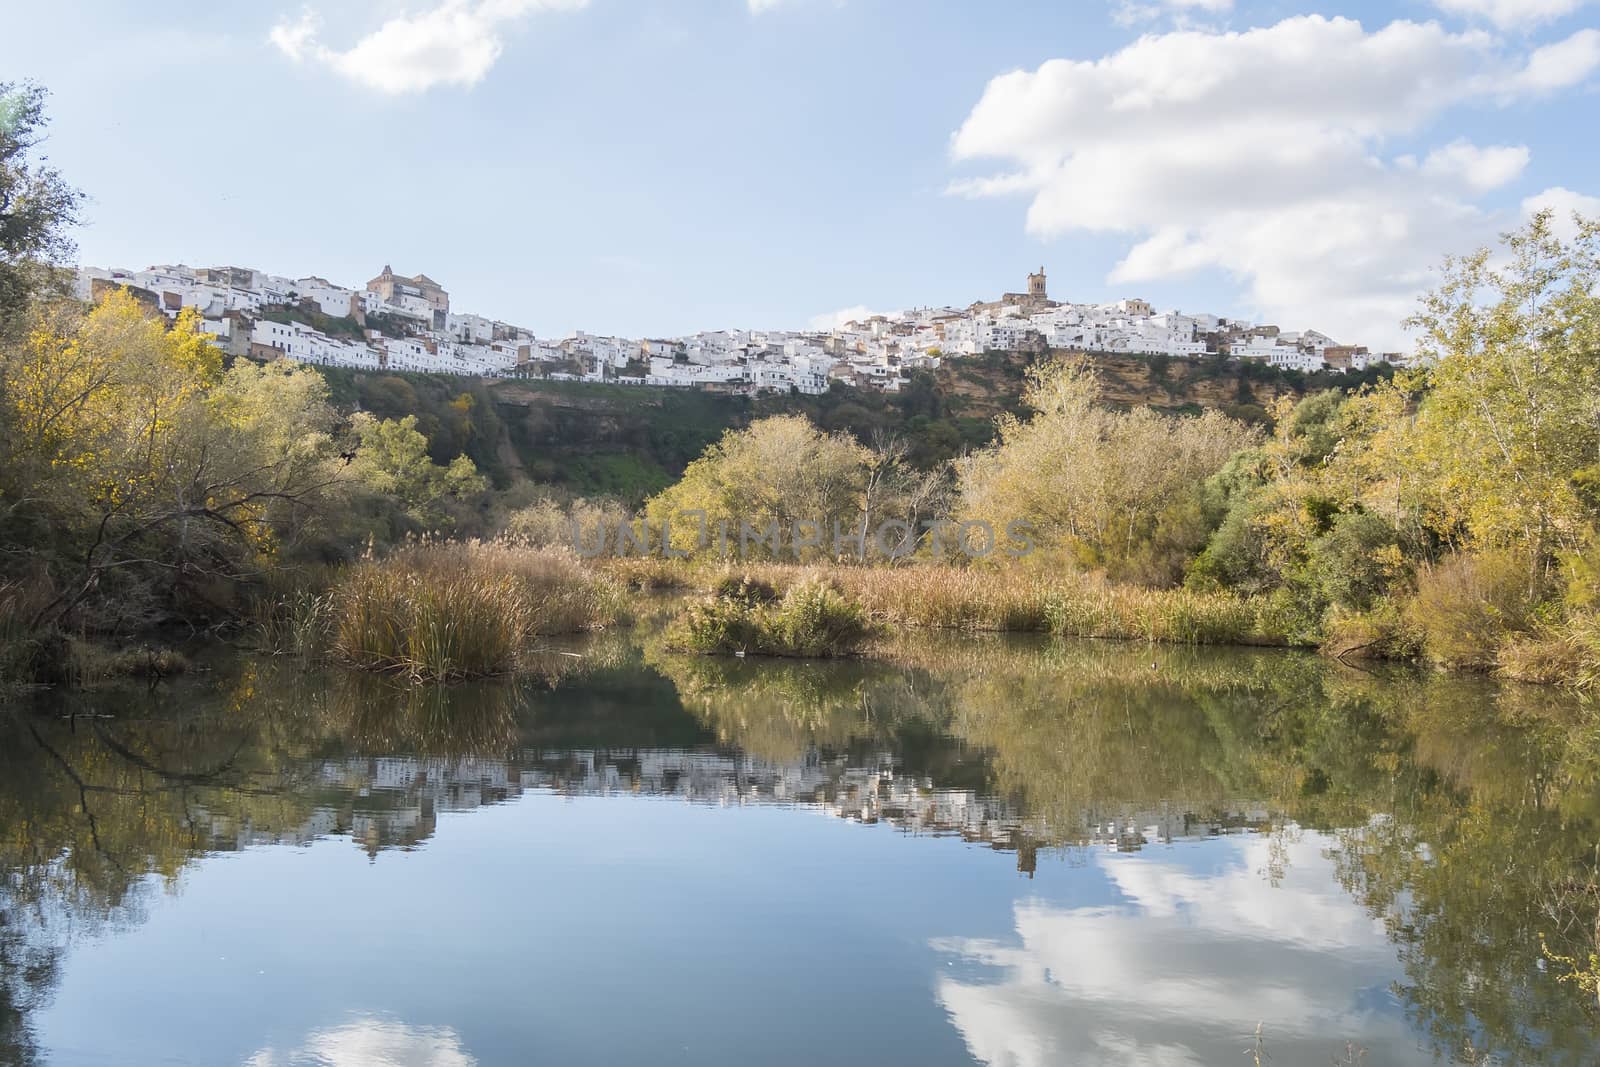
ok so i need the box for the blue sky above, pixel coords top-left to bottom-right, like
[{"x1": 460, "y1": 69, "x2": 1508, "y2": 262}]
[{"x1": 3, "y1": 0, "x2": 1597, "y2": 348}]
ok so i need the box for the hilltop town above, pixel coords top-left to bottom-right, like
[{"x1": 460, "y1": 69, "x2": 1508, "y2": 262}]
[{"x1": 75, "y1": 262, "x2": 1401, "y2": 393}]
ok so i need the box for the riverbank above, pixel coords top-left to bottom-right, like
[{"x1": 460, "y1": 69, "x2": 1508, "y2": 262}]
[
  {"x1": 6, "y1": 546, "x2": 1594, "y2": 690},
  {"x1": 603, "y1": 557, "x2": 1600, "y2": 687}
]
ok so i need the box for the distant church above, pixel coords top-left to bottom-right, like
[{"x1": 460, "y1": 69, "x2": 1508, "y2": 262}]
[
  {"x1": 974, "y1": 267, "x2": 1055, "y2": 313},
  {"x1": 366, "y1": 265, "x2": 450, "y2": 314}
]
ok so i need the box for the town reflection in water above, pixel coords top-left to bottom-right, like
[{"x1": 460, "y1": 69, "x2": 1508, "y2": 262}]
[{"x1": 3, "y1": 632, "x2": 1599, "y2": 1065}]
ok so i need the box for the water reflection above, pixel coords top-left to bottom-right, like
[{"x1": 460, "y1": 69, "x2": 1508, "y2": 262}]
[
  {"x1": 934, "y1": 831, "x2": 1411, "y2": 1067},
  {"x1": 244, "y1": 1017, "x2": 477, "y2": 1067},
  {"x1": 1, "y1": 633, "x2": 1598, "y2": 1064}
]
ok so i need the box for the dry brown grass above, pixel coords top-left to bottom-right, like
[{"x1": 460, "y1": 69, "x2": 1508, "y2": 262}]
[
  {"x1": 596, "y1": 559, "x2": 1295, "y2": 646},
  {"x1": 330, "y1": 540, "x2": 628, "y2": 680}
]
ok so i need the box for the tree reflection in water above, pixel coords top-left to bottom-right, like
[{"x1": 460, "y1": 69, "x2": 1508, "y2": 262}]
[{"x1": 0, "y1": 631, "x2": 1597, "y2": 1063}]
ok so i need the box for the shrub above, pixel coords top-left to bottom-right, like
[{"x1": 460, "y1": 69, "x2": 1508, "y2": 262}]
[
  {"x1": 710, "y1": 572, "x2": 781, "y2": 606},
  {"x1": 600, "y1": 556, "x2": 698, "y2": 591},
  {"x1": 1306, "y1": 511, "x2": 1405, "y2": 612},
  {"x1": 1405, "y1": 549, "x2": 1542, "y2": 670},
  {"x1": 670, "y1": 578, "x2": 873, "y2": 658},
  {"x1": 766, "y1": 579, "x2": 872, "y2": 657},
  {"x1": 1320, "y1": 599, "x2": 1424, "y2": 661}
]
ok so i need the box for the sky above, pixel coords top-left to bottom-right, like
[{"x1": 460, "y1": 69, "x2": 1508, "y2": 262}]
[{"x1": 3, "y1": 0, "x2": 1598, "y2": 350}]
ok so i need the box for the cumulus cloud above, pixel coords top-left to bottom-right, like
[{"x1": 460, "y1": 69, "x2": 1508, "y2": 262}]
[
  {"x1": 808, "y1": 305, "x2": 879, "y2": 330},
  {"x1": 948, "y1": 15, "x2": 1600, "y2": 348},
  {"x1": 1433, "y1": 0, "x2": 1593, "y2": 30},
  {"x1": 268, "y1": 0, "x2": 588, "y2": 94},
  {"x1": 1510, "y1": 28, "x2": 1600, "y2": 91},
  {"x1": 1418, "y1": 139, "x2": 1530, "y2": 190},
  {"x1": 1523, "y1": 185, "x2": 1600, "y2": 240}
]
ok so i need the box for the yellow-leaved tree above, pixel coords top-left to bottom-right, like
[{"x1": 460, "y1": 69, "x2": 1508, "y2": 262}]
[
  {"x1": 0, "y1": 290, "x2": 342, "y2": 628},
  {"x1": 644, "y1": 415, "x2": 873, "y2": 560},
  {"x1": 958, "y1": 357, "x2": 1256, "y2": 584}
]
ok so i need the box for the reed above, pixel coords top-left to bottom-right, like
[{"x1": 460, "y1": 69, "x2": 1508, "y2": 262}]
[
  {"x1": 636, "y1": 560, "x2": 1297, "y2": 648},
  {"x1": 330, "y1": 540, "x2": 627, "y2": 680}
]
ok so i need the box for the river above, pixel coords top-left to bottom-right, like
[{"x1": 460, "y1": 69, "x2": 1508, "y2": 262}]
[{"x1": 2, "y1": 632, "x2": 1598, "y2": 1065}]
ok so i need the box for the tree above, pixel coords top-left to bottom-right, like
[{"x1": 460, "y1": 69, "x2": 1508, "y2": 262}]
[
  {"x1": 0, "y1": 292, "x2": 343, "y2": 629},
  {"x1": 1399, "y1": 210, "x2": 1600, "y2": 573},
  {"x1": 959, "y1": 357, "x2": 1256, "y2": 582},
  {"x1": 645, "y1": 415, "x2": 872, "y2": 560},
  {"x1": 347, "y1": 412, "x2": 487, "y2": 531},
  {"x1": 0, "y1": 82, "x2": 82, "y2": 326}
]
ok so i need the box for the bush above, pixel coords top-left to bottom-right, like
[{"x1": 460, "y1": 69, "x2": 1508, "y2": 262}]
[
  {"x1": 710, "y1": 572, "x2": 781, "y2": 606},
  {"x1": 1320, "y1": 599, "x2": 1424, "y2": 661},
  {"x1": 670, "y1": 578, "x2": 873, "y2": 658},
  {"x1": 1405, "y1": 549, "x2": 1542, "y2": 670},
  {"x1": 1306, "y1": 511, "x2": 1404, "y2": 612}
]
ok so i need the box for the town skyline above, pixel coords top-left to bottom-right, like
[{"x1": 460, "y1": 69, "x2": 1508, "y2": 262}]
[
  {"x1": 4, "y1": 1, "x2": 1598, "y2": 351},
  {"x1": 78, "y1": 257, "x2": 1390, "y2": 389}
]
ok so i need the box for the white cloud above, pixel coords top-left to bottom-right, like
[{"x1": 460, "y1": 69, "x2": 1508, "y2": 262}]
[
  {"x1": 1419, "y1": 139, "x2": 1530, "y2": 190},
  {"x1": 1510, "y1": 28, "x2": 1600, "y2": 91},
  {"x1": 949, "y1": 16, "x2": 1600, "y2": 349},
  {"x1": 268, "y1": 0, "x2": 588, "y2": 94},
  {"x1": 1433, "y1": 0, "x2": 1592, "y2": 30},
  {"x1": 808, "y1": 305, "x2": 879, "y2": 330},
  {"x1": 1113, "y1": 0, "x2": 1233, "y2": 29},
  {"x1": 1523, "y1": 185, "x2": 1600, "y2": 240},
  {"x1": 267, "y1": 8, "x2": 320, "y2": 61}
]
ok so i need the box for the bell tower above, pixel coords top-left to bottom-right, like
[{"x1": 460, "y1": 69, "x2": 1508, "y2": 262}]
[{"x1": 1028, "y1": 266, "x2": 1047, "y2": 302}]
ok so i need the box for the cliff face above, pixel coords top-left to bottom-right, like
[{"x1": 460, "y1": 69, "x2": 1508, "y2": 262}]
[
  {"x1": 445, "y1": 351, "x2": 1383, "y2": 500},
  {"x1": 934, "y1": 350, "x2": 1301, "y2": 422}
]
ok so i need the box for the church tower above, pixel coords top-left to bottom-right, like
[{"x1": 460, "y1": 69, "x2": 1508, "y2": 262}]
[{"x1": 1027, "y1": 266, "x2": 1047, "y2": 302}]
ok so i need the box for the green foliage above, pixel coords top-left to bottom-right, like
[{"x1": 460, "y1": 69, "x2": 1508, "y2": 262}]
[
  {"x1": 1406, "y1": 549, "x2": 1544, "y2": 670},
  {"x1": 317, "y1": 366, "x2": 509, "y2": 487},
  {"x1": 645, "y1": 415, "x2": 873, "y2": 561},
  {"x1": 671, "y1": 577, "x2": 874, "y2": 657},
  {"x1": 1307, "y1": 510, "x2": 1405, "y2": 612},
  {"x1": 348, "y1": 412, "x2": 487, "y2": 531},
  {"x1": 959, "y1": 357, "x2": 1257, "y2": 585},
  {"x1": 0, "y1": 293, "x2": 344, "y2": 633},
  {"x1": 0, "y1": 81, "x2": 82, "y2": 325}
]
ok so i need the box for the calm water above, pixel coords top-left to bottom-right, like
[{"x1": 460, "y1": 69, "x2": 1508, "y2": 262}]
[{"x1": 3, "y1": 632, "x2": 1600, "y2": 1066}]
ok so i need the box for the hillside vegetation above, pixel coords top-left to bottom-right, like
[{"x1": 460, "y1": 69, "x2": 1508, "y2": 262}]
[{"x1": 338, "y1": 350, "x2": 1385, "y2": 503}]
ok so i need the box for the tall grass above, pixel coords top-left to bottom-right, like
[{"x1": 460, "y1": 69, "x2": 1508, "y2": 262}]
[
  {"x1": 329, "y1": 540, "x2": 627, "y2": 680},
  {"x1": 635, "y1": 561, "x2": 1294, "y2": 646},
  {"x1": 0, "y1": 574, "x2": 61, "y2": 684}
]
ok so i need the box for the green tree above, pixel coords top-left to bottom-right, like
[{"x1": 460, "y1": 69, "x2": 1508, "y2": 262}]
[
  {"x1": 348, "y1": 412, "x2": 487, "y2": 531},
  {"x1": 0, "y1": 82, "x2": 82, "y2": 326},
  {"x1": 1398, "y1": 210, "x2": 1600, "y2": 572}
]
